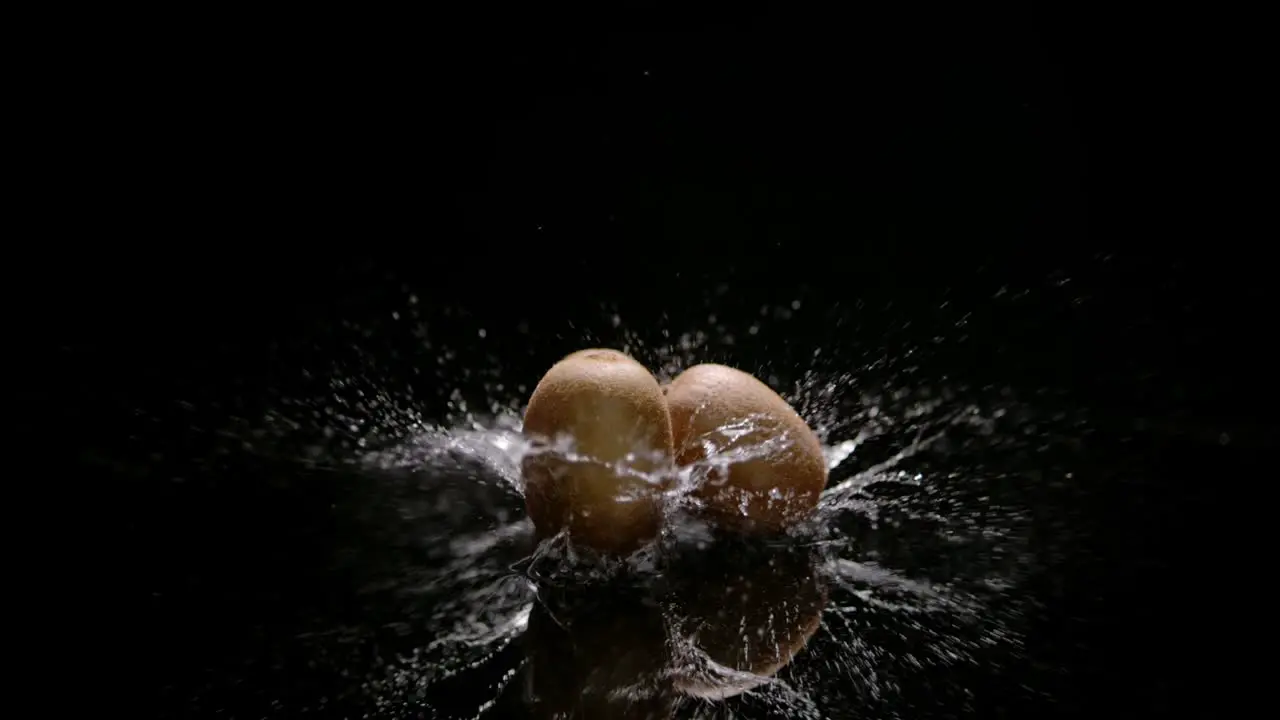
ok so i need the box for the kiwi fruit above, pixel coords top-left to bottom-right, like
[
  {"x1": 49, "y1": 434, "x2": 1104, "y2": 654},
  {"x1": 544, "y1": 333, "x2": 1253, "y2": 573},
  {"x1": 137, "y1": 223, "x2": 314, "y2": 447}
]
[
  {"x1": 521, "y1": 349, "x2": 675, "y2": 554},
  {"x1": 664, "y1": 363, "x2": 826, "y2": 532}
]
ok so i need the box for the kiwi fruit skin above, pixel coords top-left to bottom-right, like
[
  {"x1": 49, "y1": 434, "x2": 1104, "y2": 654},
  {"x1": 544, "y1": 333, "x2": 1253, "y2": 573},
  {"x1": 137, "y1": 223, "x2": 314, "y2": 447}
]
[
  {"x1": 521, "y1": 349, "x2": 675, "y2": 554},
  {"x1": 664, "y1": 363, "x2": 826, "y2": 533}
]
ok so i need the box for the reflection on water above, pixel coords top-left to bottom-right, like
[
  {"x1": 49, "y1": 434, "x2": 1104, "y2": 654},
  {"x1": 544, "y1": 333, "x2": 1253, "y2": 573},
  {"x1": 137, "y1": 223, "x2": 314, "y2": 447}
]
[
  {"x1": 515, "y1": 541, "x2": 827, "y2": 719},
  {"x1": 522, "y1": 586, "x2": 674, "y2": 719},
  {"x1": 666, "y1": 542, "x2": 827, "y2": 704}
]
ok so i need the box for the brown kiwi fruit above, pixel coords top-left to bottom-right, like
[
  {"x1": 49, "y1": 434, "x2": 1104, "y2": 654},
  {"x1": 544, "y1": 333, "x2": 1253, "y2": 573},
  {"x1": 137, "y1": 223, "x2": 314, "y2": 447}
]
[
  {"x1": 664, "y1": 363, "x2": 826, "y2": 532},
  {"x1": 521, "y1": 349, "x2": 675, "y2": 553}
]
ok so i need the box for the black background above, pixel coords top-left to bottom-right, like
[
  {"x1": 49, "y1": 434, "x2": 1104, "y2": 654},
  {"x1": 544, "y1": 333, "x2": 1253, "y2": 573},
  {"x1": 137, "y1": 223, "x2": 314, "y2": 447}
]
[{"x1": 53, "y1": 7, "x2": 1262, "y2": 718}]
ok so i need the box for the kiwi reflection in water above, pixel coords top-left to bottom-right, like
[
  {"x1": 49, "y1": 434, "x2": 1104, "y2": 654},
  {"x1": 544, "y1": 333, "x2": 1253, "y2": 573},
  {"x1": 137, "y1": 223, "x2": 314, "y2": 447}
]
[
  {"x1": 666, "y1": 543, "x2": 827, "y2": 702},
  {"x1": 523, "y1": 586, "x2": 676, "y2": 720},
  {"x1": 519, "y1": 543, "x2": 827, "y2": 718}
]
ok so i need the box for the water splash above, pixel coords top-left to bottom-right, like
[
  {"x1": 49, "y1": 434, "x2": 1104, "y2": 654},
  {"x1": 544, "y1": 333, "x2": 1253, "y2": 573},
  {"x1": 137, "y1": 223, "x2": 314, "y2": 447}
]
[
  {"x1": 174, "y1": 300, "x2": 1077, "y2": 718},
  {"x1": 268, "y1": 394, "x2": 1036, "y2": 718}
]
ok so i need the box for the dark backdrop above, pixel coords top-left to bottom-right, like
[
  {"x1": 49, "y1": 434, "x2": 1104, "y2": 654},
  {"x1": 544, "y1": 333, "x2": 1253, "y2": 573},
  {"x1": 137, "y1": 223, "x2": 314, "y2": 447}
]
[{"x1": 56, "y1": 9, "x2": 1260, "y2": 719}]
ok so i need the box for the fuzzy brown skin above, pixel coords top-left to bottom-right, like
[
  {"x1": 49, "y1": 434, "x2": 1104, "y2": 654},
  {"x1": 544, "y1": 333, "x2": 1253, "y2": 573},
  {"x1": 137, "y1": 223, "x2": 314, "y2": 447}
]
[
  {"x1": 664, "y1": 363, "x2": 826, "y2": 533},
  {"x1": 521, "y1": 349, "x2": 675, "y2": 554}
]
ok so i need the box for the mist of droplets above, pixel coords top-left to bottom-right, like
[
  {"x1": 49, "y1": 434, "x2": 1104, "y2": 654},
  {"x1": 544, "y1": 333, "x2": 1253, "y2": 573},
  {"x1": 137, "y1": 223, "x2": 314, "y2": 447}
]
[{"x1": 191, "y1": 292, "x2": 1085, "y2": 719}]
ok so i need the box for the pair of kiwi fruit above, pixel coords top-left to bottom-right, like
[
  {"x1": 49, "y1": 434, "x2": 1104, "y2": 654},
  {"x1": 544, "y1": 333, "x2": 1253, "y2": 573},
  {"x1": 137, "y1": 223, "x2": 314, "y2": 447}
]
[{"x1": 521, "y1": 349, "x2": 826, "y2": 553}]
